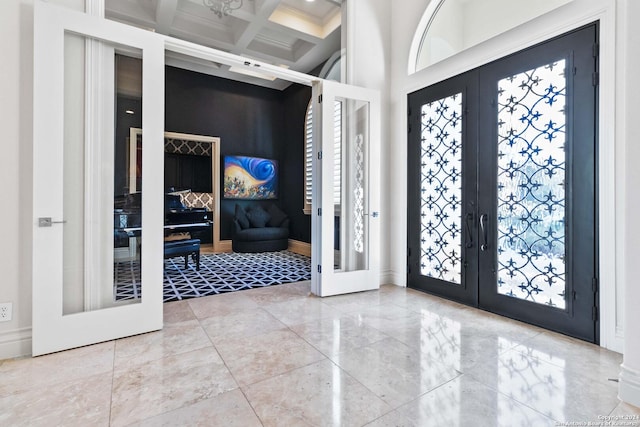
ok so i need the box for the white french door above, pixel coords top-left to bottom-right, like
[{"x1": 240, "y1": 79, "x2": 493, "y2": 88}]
[
  {"x1": 32, "y1": 2, "x2": 165, "y2": 355},
  {"x1": 311, "y1": 81, "x2": 381, "y2": 297}
]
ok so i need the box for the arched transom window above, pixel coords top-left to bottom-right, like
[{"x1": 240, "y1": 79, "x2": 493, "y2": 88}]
[{"x1": 408, "y1": 0, "x2": 574, "y2": 73}]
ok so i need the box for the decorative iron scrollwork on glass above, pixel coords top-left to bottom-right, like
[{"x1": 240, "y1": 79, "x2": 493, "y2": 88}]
[
  {"x1": 354, "y1": 134, "x2": 365, "y2": 253},
  {"x1": 420, "y1": 93, "x2": 463, "y2": 284},
  {"x1": 496, "y1": 59, "x2": 567, "y2": 309}
]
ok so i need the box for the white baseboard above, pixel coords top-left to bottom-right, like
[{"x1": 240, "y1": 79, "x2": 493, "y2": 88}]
[
  {"x1": 608, "y1": 326, "x2": 625, "y2": 354},
  {"x1": 619, "y1": 363, "x2": 640, "y2": 408},
  {"x1": 380, "y1": 269, "x2": 405, "y2": 286},
  {"x1": 0, "y1": 327, "x2": 32, "y2": 360},
  {"x1": 288, "y1": 240, "x2": 311, "y2": 257},
  {"x1": 380, "y1": 269, "x2": 396, "y2": 285}
]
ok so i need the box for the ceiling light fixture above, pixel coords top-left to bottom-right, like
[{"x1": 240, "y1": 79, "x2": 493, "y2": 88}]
[{"x1": 203, "y1": 0, "x2": 249, "y2": 18}]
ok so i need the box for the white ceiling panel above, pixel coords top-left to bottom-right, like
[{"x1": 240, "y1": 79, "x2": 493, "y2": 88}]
[{"x1": 105, "y1": 0, "x2": 341, "y2": 89}]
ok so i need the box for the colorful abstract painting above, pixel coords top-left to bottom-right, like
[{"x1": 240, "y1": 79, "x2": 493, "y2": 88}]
[{"x1": 224, "y1": 156, "x2": 278, "y2": 199}]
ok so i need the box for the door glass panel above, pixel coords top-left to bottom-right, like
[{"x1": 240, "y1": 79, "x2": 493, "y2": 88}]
[
  {"x1": 420, "y1": 93, "x2": 463, "y2": 284},
  {"x1": 62, "y1": 32, "x2": 86, "y2": 315},
  {"x1": 334, "y1": 97, "x2": 370, "y2": 272},
  {"x1": 114, "y1": 56, "x2": 143, "y2": 303},
  {"x1": 496, "y1": 60, "x2": 566, "y2": 309},
  {"x1": 62, "y1": 32, "x2": 142, "y2": 314}
]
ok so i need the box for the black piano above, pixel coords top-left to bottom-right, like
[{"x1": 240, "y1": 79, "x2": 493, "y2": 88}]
[
  {"x1": 114, "y1": 193, "x2": 213, "y2": 247},
  {"x1": 164, "y1": 194, "x2": 213, "y2": 243}
]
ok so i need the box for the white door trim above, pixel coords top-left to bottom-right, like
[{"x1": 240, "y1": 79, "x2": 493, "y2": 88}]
[{"x1": 129, "y1": 128, "x2": 222, "y2": 252}]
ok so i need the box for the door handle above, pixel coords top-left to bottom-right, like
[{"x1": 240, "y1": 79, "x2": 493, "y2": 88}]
[
  {"x1": 38, "y1": 217, "x2": 67, "y2": 227},
  {"x1": 465, "y1": 213, "x2": 474, "y2": 248},
  {"x1": 479, "y1": 213, "x2": 488, "y2": 251}
]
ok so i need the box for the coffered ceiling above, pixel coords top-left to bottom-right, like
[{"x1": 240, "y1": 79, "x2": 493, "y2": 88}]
[{"x1": 106, "y1": 0, "x2": 343, "y2": 90}]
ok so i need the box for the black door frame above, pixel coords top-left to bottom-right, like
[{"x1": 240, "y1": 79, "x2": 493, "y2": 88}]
[{"x1": 407, "y1": 23, "x2": 599, "y2": 343}]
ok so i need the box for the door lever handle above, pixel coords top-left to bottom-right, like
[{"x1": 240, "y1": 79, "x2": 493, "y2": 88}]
[
  {"x1": 38, "y1": 217, "x2": 67, "y2": 227},
  {"x1": 479, "y1": 213, "x2": 488, "y2": 251}
]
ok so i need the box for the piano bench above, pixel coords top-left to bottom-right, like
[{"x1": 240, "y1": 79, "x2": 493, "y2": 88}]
[{"x1": 164, "y1": 239, "x2": 201, "y2": 271}]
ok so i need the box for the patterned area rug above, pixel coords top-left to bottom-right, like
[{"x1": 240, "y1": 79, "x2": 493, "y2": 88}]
[{"x1": 114, "y1": 250, "x2": 311, "y2": 302}]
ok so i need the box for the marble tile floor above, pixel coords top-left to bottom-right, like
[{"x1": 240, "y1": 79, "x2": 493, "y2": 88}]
[{"x1": 1, "y1": 282, "x2": 639, "y2": 426}]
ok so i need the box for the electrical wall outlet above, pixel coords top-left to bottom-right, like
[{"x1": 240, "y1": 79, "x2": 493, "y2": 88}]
[{"x1": 0, "y1": 302, "x2": 12, "y2": 322}]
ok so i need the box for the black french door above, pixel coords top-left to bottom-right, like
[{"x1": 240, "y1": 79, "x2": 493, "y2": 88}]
[{"x1": 407, "y1": 24, "x2": 598, "y2": 342}]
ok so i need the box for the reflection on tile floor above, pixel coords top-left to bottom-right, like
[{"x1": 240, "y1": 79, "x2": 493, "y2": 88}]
[{"x1": 1, "y1": 282, "x2": 638, "y2": 426}]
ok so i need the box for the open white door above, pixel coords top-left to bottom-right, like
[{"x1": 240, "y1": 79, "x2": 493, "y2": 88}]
[
  {"x1": 32, "y1": 2, "x2": 164, "y2": 356},
  {"x1": 311, "y1": 80, "x2": 381, "y2": 297}
]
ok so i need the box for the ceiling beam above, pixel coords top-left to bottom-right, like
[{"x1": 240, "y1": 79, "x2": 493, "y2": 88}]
[
  {"x1": 106, "y1": 0, "x2": 340, "y2": 89},
  {"x1": 231, "y1": 0, "x2": 281, "y2": 55},
  {"x1": 155, "y1": 0, "x2": 179, "y2": 35},
  {"x1": 165, "y1": 34, "x2": 316, "y2": 86}
]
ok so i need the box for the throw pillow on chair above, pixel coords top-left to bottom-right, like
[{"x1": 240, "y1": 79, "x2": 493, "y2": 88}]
[
  {"x1": 267, "y1": 204, "x2": 288, "y2": 227},
  {"x1": 235, "y1": 204, "x2": 250, "y2": 229},
  {"x1": 246, "y1": 206, "x2": 271, "y2": 228}
]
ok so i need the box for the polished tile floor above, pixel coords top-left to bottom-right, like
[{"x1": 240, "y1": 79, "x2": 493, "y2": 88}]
[{"x1": 1, "y1": 282, "x2": 638, "y2": 426}]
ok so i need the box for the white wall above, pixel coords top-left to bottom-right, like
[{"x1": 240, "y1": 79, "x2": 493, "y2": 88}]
[
  {"x1": 345, "y1": 0, "x2": 393, "y2": 283},
  {"x1": 0, "y1": 0, "x2": 36, "y2": 359},
  {"x1": 389, "y1": 0, "x2": 626, "y2": 353},
  {"x1": 619, "y1": 0, "x2": 640, "y2": 408},
  {"x1": 0, "y1": 0, "x2": 85, "y2": 359}
]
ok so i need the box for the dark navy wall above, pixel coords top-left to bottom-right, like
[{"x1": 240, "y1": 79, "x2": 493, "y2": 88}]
[{"x1": 165, "y1": 66, "x2": 311, "y2": 242}]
